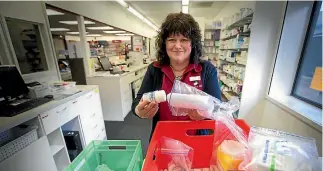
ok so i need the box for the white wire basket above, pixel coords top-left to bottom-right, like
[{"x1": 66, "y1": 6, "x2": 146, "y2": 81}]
[{"x1": 0, "y1": 125, "x2": 38, "y2": 162}]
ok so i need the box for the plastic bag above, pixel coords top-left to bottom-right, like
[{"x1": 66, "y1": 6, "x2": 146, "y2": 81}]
[
  {"x1": 168, "y1": 80, "x2": 240, "y2": 119},
  {"x1": 157, "y1": 136, "x2": 194, "y2": 171},
  {"x1": 210, "y1": 111, "x2": 248, "y2": 171},
  {"x1": 240, "y1": 127, "x2": 319, "y2": 171}
]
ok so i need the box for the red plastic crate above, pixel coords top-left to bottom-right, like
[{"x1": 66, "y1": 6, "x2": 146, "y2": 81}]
[{"x1": 143, "y1": 119, "x2": 250, "y2": 170}]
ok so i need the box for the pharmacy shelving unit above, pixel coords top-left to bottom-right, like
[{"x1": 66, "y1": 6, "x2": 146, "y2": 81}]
[
  {"x1": 203, "y1": 29, "x2": 221, "y2": 65},
  {"x1": 217, "y1": 12, "x2": 253, "y2": 105}
]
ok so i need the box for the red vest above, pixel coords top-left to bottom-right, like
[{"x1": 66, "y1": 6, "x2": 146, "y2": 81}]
[{"x1": 153, "y1": 63, "x2": 203, "y2": 121}]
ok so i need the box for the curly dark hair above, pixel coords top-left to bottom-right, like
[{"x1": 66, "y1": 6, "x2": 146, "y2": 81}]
[{"x1": 155, "y1": 12, "x2": 202, "y2": 65}]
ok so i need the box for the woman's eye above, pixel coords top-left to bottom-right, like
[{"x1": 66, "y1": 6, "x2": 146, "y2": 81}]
[
  {"x1": 181, "y1": 39, "x2": 189, "y2": 42},
  {"x1": 168, "y1": 39, "x2": 176, "y2": 42}
]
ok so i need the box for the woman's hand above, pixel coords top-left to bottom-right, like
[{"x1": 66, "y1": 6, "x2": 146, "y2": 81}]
[
  {"x1": 135, "y1": 99, "x2": 159, "y2": 119},
  {"x1": 187, "y1": 109, "x2": 205, "y2": 120}
]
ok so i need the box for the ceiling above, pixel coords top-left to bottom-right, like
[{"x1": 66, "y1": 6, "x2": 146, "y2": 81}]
[
  {"x1": 46, "y1": 5, "x2": 134, "y2": 37},
  {"x1": 129, "y1": 1, "x2": 229, "y2": 26}
]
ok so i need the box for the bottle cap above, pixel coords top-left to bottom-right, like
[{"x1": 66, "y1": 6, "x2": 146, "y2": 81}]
[{"x1": 155, "y1": 90, "x2": 166, "y2": 103}]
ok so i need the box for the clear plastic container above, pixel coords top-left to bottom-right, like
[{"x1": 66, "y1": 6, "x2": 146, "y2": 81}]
[{"x1": 142, "y1": 90, "x2": 166, "y2": 103}]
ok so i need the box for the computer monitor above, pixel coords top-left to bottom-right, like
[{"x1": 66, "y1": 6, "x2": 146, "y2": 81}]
[
  {"x1": 98, "y1": 57, "x2": 112, "y2": 71},
  {"x1": 0, "y1": 66, "x2": 29, "y2": 100}
]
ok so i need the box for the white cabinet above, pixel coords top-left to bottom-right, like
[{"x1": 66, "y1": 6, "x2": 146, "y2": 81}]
[
  {"x1": 0, "y1": 136, "x2": 57, "y2": 171},
  {"x1": 40, "y1": 98, "x2": 82, "y2": 135},
  {"x1": 78, "y1": 89, "x2": 106, "y2": 145}
]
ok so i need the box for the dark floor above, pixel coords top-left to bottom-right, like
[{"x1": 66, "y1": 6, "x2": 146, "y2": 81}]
[{"x1": 104, "y1": 112, "x2": 152, "y2": 156}]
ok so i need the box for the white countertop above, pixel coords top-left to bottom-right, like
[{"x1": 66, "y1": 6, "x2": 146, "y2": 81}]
[
  {"x1": 89, "y1": 64, "x2": 149, "y2": 78},
  {"x1": 0, "y1": 85, "x2": 98, "y2": 132}
]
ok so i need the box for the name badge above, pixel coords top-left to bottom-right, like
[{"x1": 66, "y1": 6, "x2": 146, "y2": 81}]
[{"x1": 189, "y1": 76, "x2": 201, "y2": 82}]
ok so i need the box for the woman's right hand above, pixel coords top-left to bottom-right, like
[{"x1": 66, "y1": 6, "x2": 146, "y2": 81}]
[{"x1": 135, "y1": 99, "x2": 159, "y2": 118}]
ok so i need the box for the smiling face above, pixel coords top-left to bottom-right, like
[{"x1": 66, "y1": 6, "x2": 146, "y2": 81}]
[{"x1": 166, "y1": 34, "x2": 192, "y2": 64}]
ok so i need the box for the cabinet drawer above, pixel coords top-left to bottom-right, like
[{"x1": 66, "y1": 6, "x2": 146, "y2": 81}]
[
  {"x1": 81, "y1": 114, "x2": 102, "y2": 133},
  {"x1": 80, "y1": 91, "x2": 102, "y2": 118},
  {"x1": 40, "y1": 101, "x2": 77, "y2": 135},
  {"x1": 82, "y1": 120, "x2": 105, "y2": 144}
]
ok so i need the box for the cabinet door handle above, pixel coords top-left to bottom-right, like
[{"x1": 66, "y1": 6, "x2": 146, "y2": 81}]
[
  {"x1": 87, "y1": 94, "x2": 93, "y2": 99},
  {"x1": 72, "y1": 100, "x2": 78, "y2": 104},
  {"x1": 41, "y1": 114, "x2": 48, "y2": 119},
  {"x1": 91, "y1": 113, "x2": 96, "y2": 117},
  {"x1": 93, "y1": 124, "x2": 98, "y2": 129},
  {"x1": 57, "y1": 107, "x2": 67, "y2": 114}
]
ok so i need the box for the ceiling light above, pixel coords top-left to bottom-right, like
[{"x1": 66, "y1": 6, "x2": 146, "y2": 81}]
[
  {"x1": 103, "y1": 30, "x2": 126, "y2": 33},
  {"x1": 87, "y1": 26, "x2": 114, "y2": 30},
  {"x1": 67, "y1": 32, "x2": 89, "y2": 35},
  {"x1": 116, "y1": 0, "x2": 128, "y2": 8},
  {"x1": 116, "y1": 33, "x2": 134, "y2": 36},
  {"x1": 59, "y1": 20, "x2": 95, "y2": 25},
  {"x1": 182, "y1": 6, "x2": 189, "y2": 14},
  {"x1": 182, "y1": 0, "x2": 189, "y2": 5},
  {"x1": 127, "y1": 6, "x2": 144, "y2": 20},
  {"x1": 46, "y1": 9, "x2": 64, "y2": 16},
  {"x1": 50, "y1": 28, "x2": 70, "y2": 32},
  {"x1": 86, "y1": 34, "x2": 102, "y2": 37}
]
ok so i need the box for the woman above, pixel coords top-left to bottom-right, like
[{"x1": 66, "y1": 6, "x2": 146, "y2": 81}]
[{"x1": 131, "y1": 12, "x2": 221, "y2": 134}]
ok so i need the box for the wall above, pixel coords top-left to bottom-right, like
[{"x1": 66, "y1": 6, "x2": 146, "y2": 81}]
[
  {"x1": 214, "y1": 1, "x2": 256, "y2": 20},
  {"x1": 193, "y1": 17, "x2": 205, "y2": 40},
  {"x1": 46, "y1": 1, "x2": 157, "y2": 38},
  {"x1": 0, "y1": 1, "x2": 59, "y2": 83},
  {"x1": 239, "y1": 1, "x2": 322, "y2": 155}
]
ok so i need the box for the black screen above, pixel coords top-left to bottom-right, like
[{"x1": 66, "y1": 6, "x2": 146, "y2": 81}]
[
  {"x1": 0, "y1": 66, "x2": 29, "y2": 99},
  {"x1": 99, "y1": 57, "x2": 112, "y2": 71}
]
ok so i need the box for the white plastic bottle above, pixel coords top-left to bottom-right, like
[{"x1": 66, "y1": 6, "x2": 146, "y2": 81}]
[{"x1": 142, "y1": 90, "x2": 166, "y2": 103}]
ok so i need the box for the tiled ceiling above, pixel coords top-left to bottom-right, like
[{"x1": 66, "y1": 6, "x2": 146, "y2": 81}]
[{"x1": 46, "y1": 5, "x2": 133, "y2": 37}]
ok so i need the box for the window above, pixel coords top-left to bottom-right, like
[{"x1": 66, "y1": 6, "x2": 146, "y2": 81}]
[
  {"x1": 292, "y1": 2, "x2": 322, "y2": 107},
  {"x1": 6, "y1": 18, "x2": 48, "y2": 74},
  {"x1": 268, "y1": 1, "x2": 322, "y2": 127}
]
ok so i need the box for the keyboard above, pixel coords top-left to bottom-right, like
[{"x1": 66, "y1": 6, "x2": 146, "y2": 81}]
[{"x1": 0, "y1": 98, "x2": 53, "y2": 117}]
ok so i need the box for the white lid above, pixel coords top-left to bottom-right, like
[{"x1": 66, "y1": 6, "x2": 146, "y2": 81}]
[{"x1": 155, "y1": 90, "x2": 166, "y2": 103}]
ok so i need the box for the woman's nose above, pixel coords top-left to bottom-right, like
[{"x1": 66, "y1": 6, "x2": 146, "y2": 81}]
[{"x1": 174, "y1": 40, "x2": 182, "y2": 49}]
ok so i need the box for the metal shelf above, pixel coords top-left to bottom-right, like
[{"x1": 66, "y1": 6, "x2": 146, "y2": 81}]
[
  {"x1": 221, "y1": 31, "x2": 251, "y2": 41},
  {"x1": 224, "y1": 13, "x2": 253, "y2": 30},
  {"x1": 220, "y1": 59, "x2": 246, "y2": 66},
  {"x1": 220, "y1": 48, "x2": 248, "y2": 51}
]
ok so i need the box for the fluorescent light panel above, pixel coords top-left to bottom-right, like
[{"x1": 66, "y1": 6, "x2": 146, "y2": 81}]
[
  {"x1": 50, "y1": 28, "x2": 70, "y2": 31},
  {"x1": 182, "y1": 0, "x2": 189, "y2": 5},
  {"x1": 87, "y1": 26, "x2": 114, "y2": 30},
  {"x1": 116, "y1": 0, "x2": 129, "y2": 8},
  {"x1": 127, "y1": 6, "x2": 144, "y2": 20},
  {"x1": 103, "y1": 30, "x2": 126, "y2": 33},
  {"x1": 116, "y1": 33, "x2": 134, "y2": 36},
  {"x1": 86, "y1": 34, "x2": 102, "y2": 37},
  {"x1": 182, "y1": 6, "x2": 189, "y2": 14},
  {"x1": 115, "y1": 1, "x2": 159, "y2": 31},
  {"x1": 67, "y1": 32, "x2": 89, "y2": 35},
  {"x1": 59, "y1": 20, "x2": 95, "y2": 25},
  {"x1": 46, "y1": 9, "x2": 64, "y2": 16}
]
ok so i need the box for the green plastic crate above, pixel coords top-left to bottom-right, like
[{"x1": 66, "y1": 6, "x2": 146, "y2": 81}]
[{"x1": 64, "y1": 140, "x2": 143, "y2": 171}]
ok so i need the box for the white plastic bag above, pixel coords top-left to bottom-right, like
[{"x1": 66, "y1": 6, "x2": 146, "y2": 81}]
[
  {"x1": 240, "y1": 127, "x2": 319, "y2": 171},
  {"x1": 168, "y1": 80, "x2": 240, "y2": 119}
]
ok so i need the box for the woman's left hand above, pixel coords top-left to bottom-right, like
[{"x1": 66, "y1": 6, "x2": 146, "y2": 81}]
[{"x1": 187, "y1": 109, "x2": 205, "y2": 120}]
